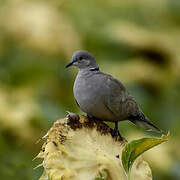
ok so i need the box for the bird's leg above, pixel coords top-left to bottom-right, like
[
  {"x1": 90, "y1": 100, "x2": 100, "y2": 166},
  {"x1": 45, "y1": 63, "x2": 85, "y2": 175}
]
[
  {"x1": 112, "y1": 122, "x2": 123, "y2": 141},
  {"x1": 87, "y1": 114, "x2": 123, "y2": 141}
]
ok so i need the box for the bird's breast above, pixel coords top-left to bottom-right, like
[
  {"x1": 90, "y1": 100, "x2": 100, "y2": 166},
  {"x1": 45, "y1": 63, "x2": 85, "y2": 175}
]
[
  {"x1": 73, "y1": 73, "x2": 113, "y2": 120},
  {"x1": 74, "y1": 74, "x2": 103, "y2": 107}
]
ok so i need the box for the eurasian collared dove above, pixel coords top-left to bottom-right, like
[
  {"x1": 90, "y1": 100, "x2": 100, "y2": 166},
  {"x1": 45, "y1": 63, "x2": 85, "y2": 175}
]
[{"x1": 66, "y1": 50, "x2": 161, "y2": 139}]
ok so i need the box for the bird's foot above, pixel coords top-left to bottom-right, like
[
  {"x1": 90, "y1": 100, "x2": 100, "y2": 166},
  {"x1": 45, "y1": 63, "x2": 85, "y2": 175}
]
[
  {"x1": 87, "y1": 115, "x2": 124, "y2": 141},
  {"x1": 112, "y1": 122, "x2": 123, "y2": 141},
  {"x1": 112, "y1": 129, "x2": 123, "y2": 141}
]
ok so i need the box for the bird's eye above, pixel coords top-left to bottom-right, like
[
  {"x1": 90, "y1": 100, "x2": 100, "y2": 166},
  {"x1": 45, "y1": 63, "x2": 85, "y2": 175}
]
[{"x1": 79, "y1": 56, "x2": 83, "y2": 60}]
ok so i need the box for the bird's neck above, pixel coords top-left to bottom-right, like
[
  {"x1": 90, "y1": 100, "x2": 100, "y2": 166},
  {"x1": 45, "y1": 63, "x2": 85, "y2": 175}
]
[
  {"x1": 89, "y1": 67, "x2": 99, "y2": 71},
  {"x1": 78, "y1": 66, "x2": 99, "y2": 76}
]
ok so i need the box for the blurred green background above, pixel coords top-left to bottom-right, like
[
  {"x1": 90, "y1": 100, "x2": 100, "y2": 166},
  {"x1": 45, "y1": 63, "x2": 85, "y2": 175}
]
[{"x1": 0, "y1": 0, "x2": 180, "y2": 179}]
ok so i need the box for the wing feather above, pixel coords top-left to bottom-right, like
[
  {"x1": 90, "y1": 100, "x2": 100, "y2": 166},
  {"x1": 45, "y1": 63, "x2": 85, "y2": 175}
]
[{"x1": 102, "y1": 74, "x2": 139, "y2": 120}]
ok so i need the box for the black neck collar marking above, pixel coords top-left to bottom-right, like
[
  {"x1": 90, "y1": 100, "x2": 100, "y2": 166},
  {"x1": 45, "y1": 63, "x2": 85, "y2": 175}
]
[{"x1": 89, "y1": 67, "x2": 99, "y2": 71}]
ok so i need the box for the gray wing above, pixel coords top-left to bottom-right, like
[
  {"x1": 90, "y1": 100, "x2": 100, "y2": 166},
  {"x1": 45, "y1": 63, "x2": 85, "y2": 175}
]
[
  {"x1": 100, "y1": 73, "x2": 161, "y2": 132},
  {"x1": 104, "y1": 74, "x2": 139, "y2": 120}
]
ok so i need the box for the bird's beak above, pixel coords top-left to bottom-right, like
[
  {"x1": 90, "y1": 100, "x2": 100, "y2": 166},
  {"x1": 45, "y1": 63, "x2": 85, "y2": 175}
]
[{"x1": 65, "y1": 60, "x2": 74, "y2": 68}]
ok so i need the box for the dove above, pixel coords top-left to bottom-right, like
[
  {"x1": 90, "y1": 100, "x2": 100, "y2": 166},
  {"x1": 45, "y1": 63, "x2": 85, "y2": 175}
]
[{"x1": 65, "y1": 50, "x2": 161, "y2": 139}]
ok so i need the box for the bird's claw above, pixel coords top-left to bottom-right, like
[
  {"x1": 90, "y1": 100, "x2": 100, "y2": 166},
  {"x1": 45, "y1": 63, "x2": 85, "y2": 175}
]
[
  {"x1": 112, "y1": 122, "x2": 123, "y2": 141},
  {"x1": 112, "y1": 128, "x2": 123, "y2": 141}
]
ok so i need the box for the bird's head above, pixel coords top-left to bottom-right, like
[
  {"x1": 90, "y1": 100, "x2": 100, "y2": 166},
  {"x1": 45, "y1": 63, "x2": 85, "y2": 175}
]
[{"x1": 65, "y1": 50, "x2": 99, "y2": 70}]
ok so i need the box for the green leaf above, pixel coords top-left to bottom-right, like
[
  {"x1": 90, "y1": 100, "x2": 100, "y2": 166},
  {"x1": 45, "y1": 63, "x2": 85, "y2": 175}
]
[{"x1": 122, "y1": 133, "x2": 169, "y2": 175}]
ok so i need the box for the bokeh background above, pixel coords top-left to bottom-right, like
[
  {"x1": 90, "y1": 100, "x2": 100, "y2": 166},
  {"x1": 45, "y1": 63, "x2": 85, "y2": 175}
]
[{"x1": 0, "y1": 0, "x2": 180, "y2": 179}]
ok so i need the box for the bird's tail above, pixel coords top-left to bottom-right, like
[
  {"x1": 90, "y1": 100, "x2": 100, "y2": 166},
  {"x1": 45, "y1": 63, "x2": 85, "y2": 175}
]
[{"x1": 130, "y1": 112, "x2": 162, "y2": 133}]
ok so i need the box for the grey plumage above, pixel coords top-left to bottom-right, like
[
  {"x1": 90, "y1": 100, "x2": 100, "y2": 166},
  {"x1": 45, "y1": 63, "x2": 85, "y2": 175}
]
[{"x1": 66, "y1": 50, "x2": 161, "y2": 134}]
